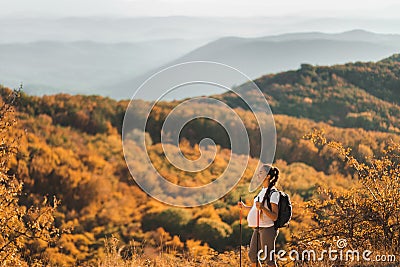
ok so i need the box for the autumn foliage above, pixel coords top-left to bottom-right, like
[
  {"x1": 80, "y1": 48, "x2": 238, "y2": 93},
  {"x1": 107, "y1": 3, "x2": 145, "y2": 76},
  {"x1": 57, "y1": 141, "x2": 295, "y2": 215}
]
[
  {"x1": 0, "y1": 89, "x2": 59, "y2": 266},
  {"x1": 298, "y1": 129, "x2": 400, "y2": 255},
  {"x1": 0, "y1": 55, "x2": 399, "y2": 266}
]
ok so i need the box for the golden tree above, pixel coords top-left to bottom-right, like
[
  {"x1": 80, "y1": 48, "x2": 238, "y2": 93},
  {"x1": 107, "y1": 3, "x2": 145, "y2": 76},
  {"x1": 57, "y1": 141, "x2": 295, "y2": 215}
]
[
  {"x1": 297, "y1": 129, "x2": 399, "y2": 254},
  {"x1": 0, "y1": 88, "x2": 58, "y2": 265}
]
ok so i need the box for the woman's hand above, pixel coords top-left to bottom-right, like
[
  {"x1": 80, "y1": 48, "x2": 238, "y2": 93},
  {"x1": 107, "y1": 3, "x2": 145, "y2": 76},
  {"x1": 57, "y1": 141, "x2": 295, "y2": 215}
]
[
  {"x1": 238, "y1": 201, "x2": 250, "y2": 210},
  {"x1": 256, "y1": 202, "x2": 278, "y2": 221},
  {"x1": 256, "y1": 201, "x2": 271, "y2": 212}
]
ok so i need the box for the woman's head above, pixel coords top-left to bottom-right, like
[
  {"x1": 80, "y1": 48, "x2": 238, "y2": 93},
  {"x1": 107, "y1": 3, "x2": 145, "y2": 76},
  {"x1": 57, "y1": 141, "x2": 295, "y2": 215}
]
[{"x1": 258, "y1": 164, "x2": 279, "y2": 188}]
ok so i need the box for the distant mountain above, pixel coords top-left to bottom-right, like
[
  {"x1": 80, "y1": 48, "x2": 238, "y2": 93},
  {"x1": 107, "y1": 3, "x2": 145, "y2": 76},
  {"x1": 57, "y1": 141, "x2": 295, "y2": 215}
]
[
  {"x1": 110, "y1": 30, "x2": 400, "y2": 100},
  {"x1": 0, "y1": 39, "x2": 204, "y2": 95},
  {"x1": 2, "y1": 17, "x2": 400, "y2": 44},
  {"x1": 0, "y1": 16, "x2": 312, "y2": 43},
  {"x1": 259, "y1": 30, "x2": 400, "y2": 46},
  {"x1": 2, "y1": 29, "x2": 399, "y2": 100}
]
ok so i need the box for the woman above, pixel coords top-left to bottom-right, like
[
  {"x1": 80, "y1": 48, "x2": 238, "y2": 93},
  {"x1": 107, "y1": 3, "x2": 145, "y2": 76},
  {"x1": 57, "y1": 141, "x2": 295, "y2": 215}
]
[{"x1": 238, "y1": 164, "x2": 280, "y2": 267}]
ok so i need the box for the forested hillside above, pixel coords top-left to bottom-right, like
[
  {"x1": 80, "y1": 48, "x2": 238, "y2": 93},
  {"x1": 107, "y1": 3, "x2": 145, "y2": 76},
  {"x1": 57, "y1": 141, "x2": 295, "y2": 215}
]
[
  {"x1": 0, "y1": 55, "x2": 399, "y2": 266},
  {"x1": 220, "y1": 53, "x2": 400, "y2": 133}
]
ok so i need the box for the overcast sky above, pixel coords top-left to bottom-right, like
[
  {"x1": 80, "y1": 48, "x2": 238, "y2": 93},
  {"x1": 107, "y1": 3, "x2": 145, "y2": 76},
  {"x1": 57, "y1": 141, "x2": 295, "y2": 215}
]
[{"x1": 1, "y1": 0, "x2": 399, "y2": 18}]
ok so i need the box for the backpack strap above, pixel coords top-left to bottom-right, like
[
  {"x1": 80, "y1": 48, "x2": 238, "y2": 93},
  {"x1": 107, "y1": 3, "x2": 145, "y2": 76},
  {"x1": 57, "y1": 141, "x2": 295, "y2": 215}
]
[{"x1": 263, "y1": 188, "x2": 278, "y2": 210}]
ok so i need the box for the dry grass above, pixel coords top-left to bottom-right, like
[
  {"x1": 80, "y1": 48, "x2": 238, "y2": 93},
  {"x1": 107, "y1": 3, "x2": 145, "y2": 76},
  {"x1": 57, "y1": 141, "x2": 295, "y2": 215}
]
[
  {"x1": 96, "y1": 237, "x2": 398, "y2": 267},
  {"x1": 97, "y1": 236, "x2": 251, "y2": 267}
]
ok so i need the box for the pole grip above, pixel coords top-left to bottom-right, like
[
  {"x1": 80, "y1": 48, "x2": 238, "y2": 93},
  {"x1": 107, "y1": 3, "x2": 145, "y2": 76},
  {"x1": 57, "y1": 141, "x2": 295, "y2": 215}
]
[
  {"x1": 257, "y1": 196, "x2": 260, "y2": 228},
  {"x1": 239, "y1": 196, "x2": 242, "y2": 267},
  {"x1": 239, "y1": 196, "x2": 242, "y2": 224}
]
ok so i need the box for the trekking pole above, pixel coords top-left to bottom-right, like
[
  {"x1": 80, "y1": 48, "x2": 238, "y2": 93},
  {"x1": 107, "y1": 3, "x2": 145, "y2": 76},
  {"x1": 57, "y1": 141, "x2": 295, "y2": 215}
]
[
  {"x1": 256, "y1": 196, "x2": 260, "y2": 264},
  {"x1": 239, "y1": 196, "x2": 242, "y2": 267}
]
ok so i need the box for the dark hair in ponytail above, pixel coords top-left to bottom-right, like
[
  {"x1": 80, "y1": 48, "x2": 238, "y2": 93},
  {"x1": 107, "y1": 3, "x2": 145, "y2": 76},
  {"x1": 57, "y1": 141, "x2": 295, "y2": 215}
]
[{"x1": 262, "y1": 164, "x2": 280, "y2": 205}]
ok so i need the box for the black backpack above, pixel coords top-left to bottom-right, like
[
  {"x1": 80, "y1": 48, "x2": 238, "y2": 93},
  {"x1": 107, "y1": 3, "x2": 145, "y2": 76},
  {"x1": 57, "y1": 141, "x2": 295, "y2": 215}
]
[{"x1": 263, "y1": 188, "x2": 292, "y2": 229}]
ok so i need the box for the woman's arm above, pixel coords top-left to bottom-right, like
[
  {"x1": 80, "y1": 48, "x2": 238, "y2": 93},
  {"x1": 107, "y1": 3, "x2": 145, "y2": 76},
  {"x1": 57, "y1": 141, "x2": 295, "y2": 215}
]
[{"x1": 256, "y1": 202, "x2": 278, "y2": 221}]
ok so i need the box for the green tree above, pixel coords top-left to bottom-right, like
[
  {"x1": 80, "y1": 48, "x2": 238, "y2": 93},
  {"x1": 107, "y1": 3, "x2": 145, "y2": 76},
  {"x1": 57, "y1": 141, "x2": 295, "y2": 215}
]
[{"x1": 193, "y1": 218, "x2": 232, "y2": 250}]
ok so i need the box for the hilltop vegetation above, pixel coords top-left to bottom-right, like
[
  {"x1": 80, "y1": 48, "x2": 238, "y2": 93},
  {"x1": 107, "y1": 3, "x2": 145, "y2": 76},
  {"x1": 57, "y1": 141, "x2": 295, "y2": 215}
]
[
  {"x1": 219, "y1": 54, "x2": 400, "y2": 133},
  {"x1": 0, "y1": 55, "x2": 399, "y2": 265}
]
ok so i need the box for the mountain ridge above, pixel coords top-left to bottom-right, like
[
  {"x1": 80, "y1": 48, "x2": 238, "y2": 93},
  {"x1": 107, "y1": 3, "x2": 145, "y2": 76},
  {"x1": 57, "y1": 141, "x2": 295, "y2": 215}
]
[
  {"x1": 109, "y1": 31, "x2": 399, "y2": 99},
  {"x1": 2, "y1": 29, "x2": 400, "y2": 99}
]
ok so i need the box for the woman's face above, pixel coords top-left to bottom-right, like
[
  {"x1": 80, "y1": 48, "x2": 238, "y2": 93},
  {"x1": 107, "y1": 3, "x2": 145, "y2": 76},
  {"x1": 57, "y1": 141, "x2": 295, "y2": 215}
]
[{"x1": 257, "y1": 167, "x2": 270, "y2": 187}]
